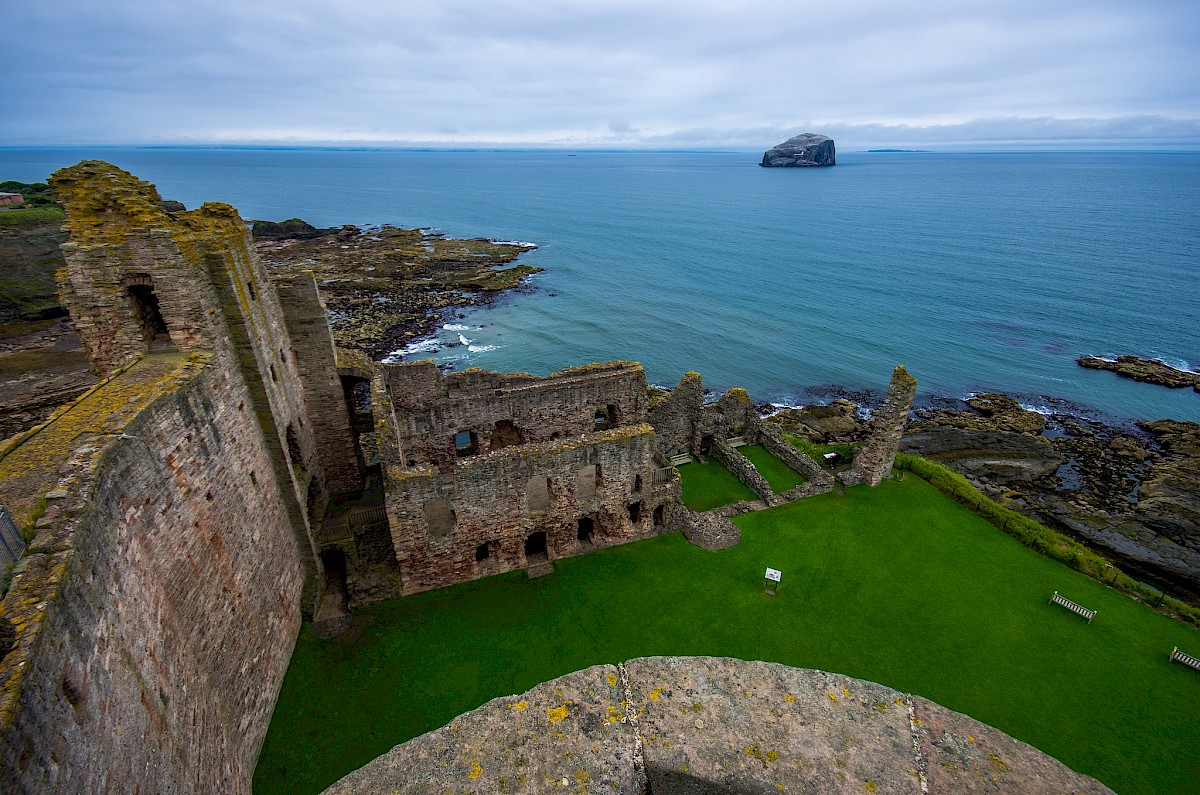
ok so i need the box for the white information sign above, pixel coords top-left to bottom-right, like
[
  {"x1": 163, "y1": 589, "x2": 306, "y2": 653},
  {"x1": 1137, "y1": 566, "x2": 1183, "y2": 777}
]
[{"x1": 765, "y1": 567, "x2": 782, "y2": 582}]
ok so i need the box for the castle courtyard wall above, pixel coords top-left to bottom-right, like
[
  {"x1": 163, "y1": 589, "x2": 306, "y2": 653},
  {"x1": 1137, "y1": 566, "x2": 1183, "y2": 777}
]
[{"x1": 0, "y1": 358, "x2": 306, "y2": 794}]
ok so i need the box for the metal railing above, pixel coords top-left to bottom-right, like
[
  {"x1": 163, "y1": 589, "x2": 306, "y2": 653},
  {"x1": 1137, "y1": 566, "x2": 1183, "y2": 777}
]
[{"x1": 0, "y1": 504, "x2": 26, "y2": 566}]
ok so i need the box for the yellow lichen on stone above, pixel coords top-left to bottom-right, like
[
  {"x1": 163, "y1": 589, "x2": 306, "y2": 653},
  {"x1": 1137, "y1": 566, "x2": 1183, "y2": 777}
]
[
  {"x1": 865, "y1": 781, "x2": 878, "y2": 793},
  {"x1": 547, "y1": 704, "x2": 570, "y2": 723},
  {"x1": 648, "y1": 687, "x2": 664, "y2": 701},
  {"x1": 606, "y1": 673, "x2": 617, "y2": 687},
  {"x1": 784, "y1": 694, "x2": 795, "y2": 703},
  {"x1": 468, "y1": 759, "x2": 483, "y2": 779},
  {"x1": 606, "y1": 705, "x2": 623, "y2": 723},
  {"x1": 510, "y1": 701, "x2": 529, "y2": 711}
]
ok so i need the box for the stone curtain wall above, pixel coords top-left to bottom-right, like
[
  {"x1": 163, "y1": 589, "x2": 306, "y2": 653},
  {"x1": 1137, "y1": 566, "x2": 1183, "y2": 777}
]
[
  {"x1": 51, "y1": 160, "x2": 349, "y2": 611},
  {"x1": 275, "y1": 275, "x2": 363, "y2": 496},
  {"x1": 709, "y1": 437, "x2": 775, "y2": 504},
  {"x1": 385, "y1": 426, "x2": 671, "y2": 594},
  {"x1": 0, "y1": 362, "x2": 306, "y2": 794},
  {"x1": 852, "y1": 365, "x2": 918, "y2": 487}
]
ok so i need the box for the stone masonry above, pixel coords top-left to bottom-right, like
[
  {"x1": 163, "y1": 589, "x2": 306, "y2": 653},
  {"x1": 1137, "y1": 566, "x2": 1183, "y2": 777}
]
[
  {"x1": 852, "y1": 365, "x2": 918, "y2": 487},
  {"x1": 321, "y1": 656, "x2": 1113, "y2": 795},
  {"x1": 372, "y1": 360, "x2": 685, "y2": 595}
]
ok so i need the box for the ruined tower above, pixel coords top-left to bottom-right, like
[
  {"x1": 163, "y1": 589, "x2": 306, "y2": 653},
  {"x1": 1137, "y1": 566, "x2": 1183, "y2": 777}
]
[{"x1": 851, "y1": 365, "x2": 918, "y2": 486}]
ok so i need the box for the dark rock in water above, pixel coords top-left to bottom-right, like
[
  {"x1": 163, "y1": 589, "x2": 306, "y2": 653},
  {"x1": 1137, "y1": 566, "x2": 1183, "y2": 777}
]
[
  {"x1": 760, "y1": 133, "x2": 836, "y2": 167},
  {"x1": 250, "y1": 217, "x2": 340, "y2": 241},
  {"x1": 1078, "y1": 355, "x2": 1200, "y2": 392}
]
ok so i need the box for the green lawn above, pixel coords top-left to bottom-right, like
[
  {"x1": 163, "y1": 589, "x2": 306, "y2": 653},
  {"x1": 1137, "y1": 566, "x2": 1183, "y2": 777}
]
[
  {"x1": 738, "y1": 444, "x2": 805, "y2": 493},
  {"x1": 677, "y1": 457, "x2": 758, "y2": 510},
  {"x1": 254, "y1": 477, "x2": 1200, "y2": 795}
]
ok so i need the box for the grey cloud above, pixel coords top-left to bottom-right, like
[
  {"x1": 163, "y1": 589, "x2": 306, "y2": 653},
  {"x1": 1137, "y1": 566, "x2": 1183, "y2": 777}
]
[{"x1": 2, "y1": 0, "x2": 1197, "y2": 146}]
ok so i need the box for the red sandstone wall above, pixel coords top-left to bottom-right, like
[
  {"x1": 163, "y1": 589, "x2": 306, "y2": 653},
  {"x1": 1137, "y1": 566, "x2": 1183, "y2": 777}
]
[{"x1": 0, "y1": 360, "x2": 306, "y2": 794}]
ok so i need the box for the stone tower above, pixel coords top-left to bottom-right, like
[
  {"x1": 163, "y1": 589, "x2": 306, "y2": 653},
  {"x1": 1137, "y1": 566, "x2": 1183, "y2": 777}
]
[{"x1": 852, "y1": 365, "x2": 918, "y2": 486}]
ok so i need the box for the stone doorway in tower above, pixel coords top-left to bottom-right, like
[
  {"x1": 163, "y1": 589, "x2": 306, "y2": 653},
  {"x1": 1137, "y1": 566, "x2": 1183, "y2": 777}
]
[
  {"x1": 126, "y1": 277, "x2": 173, "y2": 350},
  {"x1": 524, "y1": 531, "x2": 548, "y2": 560}
]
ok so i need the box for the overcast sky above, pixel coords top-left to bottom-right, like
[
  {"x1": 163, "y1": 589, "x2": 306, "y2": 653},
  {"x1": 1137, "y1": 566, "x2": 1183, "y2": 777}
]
[{"x1": 3, "y1": 0, "x2": 1198, "y2": 149}]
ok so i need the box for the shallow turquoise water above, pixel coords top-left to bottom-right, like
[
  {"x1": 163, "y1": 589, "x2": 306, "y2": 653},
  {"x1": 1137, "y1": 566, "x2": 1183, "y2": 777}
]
[{"x1": 3, "y1": 147, "x2": 1197, "y2": 421}]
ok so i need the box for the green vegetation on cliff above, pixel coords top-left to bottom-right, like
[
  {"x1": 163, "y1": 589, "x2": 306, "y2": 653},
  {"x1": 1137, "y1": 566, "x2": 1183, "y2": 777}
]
[{"x1": 257, "y1": 476, "x2": 1200, "y2": 795}]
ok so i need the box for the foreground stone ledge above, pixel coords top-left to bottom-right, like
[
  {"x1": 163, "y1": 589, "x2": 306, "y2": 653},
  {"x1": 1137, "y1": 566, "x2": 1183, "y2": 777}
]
[{"x1": 320, "y1": 657, "x2": 1113, "y2": 794}]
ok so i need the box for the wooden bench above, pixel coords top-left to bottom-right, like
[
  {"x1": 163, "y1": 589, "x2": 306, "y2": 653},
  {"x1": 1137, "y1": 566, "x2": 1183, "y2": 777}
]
[
  {"x1": 1171, "y1": 646, "x2": 1200, "y2": 672},
  {"x1": 727, "y1": 436, "x2": 747, "y2": 448},
  {"x1": 669, "y1": 453, "x2": 693, "y2": 466},
  {"x1": 1050, "y1": 591, "x2": 1096, "y2": 623}
]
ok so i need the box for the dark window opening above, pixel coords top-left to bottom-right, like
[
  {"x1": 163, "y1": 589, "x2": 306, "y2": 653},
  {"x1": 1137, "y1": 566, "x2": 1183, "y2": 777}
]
[
  {"x1": 127, "y1": 283, "x2": 171, "y2": 345},
  {"x1": 247, "y1": 281, "x2": 258, "y2": 301},
  {"x1": 454, "y1": 430, "x2": 479, "y2": 457},
  {"x1": 285, "y1": 423, "x2": 303, "y2": 466},
  {"x1": 320, "y1": 548, "x2": 347, "y2": 582},
  {"x1": 594, "y1": 404, "x2": 618, "y2": 431},
  {"x1": 270, "y1": 364, "x2": 279, "y2": 382},
  {"x1": 633, "y1": 474, "x2": 643, "y2": 493},
  {"x1": 524, "y1": 531, "x2": 548, "y2": 558},
  {"x1": 475, "y1": 541, "x2": 496, "y2": 562},
  {"x1": 489, "y1": 419, "x2": 525, "y2": 451},
  {"x1": 577, "y1": 516, "x2": 594, "y2": 543},
  {"x1": 628, "y1": 502, "x2": 642, "y2": 524},
  {"x1": 700, "y1": 434, "x2": 715, "y2": 455},
  {"x1": 653, "y1": 505, "x2": 665, "y2": 527}
]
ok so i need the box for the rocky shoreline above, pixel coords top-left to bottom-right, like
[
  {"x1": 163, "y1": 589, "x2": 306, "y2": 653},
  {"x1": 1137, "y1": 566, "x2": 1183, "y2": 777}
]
[{"x1": 252, "y1": 220, "x2": 541, "y2": 359}]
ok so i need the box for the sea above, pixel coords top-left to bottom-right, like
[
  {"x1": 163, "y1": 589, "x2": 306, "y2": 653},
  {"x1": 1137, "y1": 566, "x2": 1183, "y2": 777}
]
[{"x1": 3, "y1": 147, "x2": 1198, "y2": 424}]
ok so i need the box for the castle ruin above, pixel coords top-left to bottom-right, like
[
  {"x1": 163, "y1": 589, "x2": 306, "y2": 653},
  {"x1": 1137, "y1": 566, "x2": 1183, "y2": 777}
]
[{"x1": 0, "y1": 162, "x2": 917, "y2": 792}]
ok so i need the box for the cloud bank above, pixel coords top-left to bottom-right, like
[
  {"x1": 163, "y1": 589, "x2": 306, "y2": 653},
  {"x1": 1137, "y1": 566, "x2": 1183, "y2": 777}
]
[{"x1": 3, "y1": 0, "x2": 1198, "y2": 148}]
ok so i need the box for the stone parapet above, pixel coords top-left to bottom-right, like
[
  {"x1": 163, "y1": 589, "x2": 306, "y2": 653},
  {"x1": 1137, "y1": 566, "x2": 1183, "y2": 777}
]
[{"x1": 321, "y1": 657, "x2": 1114, "y2": 795}]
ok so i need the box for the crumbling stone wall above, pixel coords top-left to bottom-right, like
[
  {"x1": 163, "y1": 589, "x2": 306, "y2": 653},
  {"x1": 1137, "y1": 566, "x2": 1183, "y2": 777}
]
[
  {"x1": 709, "y1": 437, "x2": 775, "y2": 504},
  {"x1": 0, "y1": 361, "x2": 306, "y2": 794},
  {"x1": 853, "y1": 365, "x2": 918, "y2": 486},
  {"x1": 384, "y1": 360, "x2": 649, "y2": 469},
  {"x1": 373, "y1": 361, "x2": 682, "y2": 595}
]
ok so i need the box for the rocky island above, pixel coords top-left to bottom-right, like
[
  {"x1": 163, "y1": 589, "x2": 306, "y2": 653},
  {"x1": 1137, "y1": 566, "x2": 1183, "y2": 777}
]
[{"x1": 760, "y1": 132, "x2": 836, "y2": 167}]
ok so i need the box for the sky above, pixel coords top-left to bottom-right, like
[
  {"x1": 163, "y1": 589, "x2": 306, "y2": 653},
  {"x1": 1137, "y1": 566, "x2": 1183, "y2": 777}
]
[{"x1": 3, "y1": 0, "x2": 1198, "y2": 150}]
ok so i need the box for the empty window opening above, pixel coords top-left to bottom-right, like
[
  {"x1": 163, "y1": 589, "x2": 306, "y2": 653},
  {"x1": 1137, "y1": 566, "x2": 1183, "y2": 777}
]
[
  {"x1": 524, "y1": 531, "x2": 548, "y2": 558},
  {"x1": 594, "y1": 404, "x2": 619, "y2": 431},
  {"x1": 475, "y1": 541, "x2": 497, "y2": 562},
  {"x1": 423, "y1": 499, "x2": 456, "y2": 541},
  {"x1": 700, "y1": 434, "x2": 715, "y2": 455},
  {"x1": 577, "y1": 516, "x2": 594, "y2": 543},
  {"x1": 633, "y1": 474, "x2": 643, "y2": 493},
  {"x1": 489, "y1": 419, "x2": 525, "y2": 451},
  {"x1": 454, "y1": 430, "x2": 479, "y2": 457},
  {"x1": 127, "y1": 283, "x2": 171, "y2": 345},
  {"x1": 285, "y1": 423, "x2": 303, "y2": 466},
  {"x1": 628, "y1": 501, "x2": 642, "y2": 524},
  {"x1": 576, "y1": 464, "x2": 599, "y2": 500},
  {"x1": 320, "y1": 548, "x2": 347, "y2": 582},
  {"x1": 526, "y1": 476, "x2": 551, "y2": 511},
  {"x1": 653, "y1": 505, "x2": 665, "y2": 527}
]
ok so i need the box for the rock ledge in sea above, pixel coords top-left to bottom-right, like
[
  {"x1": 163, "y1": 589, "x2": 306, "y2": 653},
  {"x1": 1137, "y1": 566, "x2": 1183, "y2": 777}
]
[
  {"x1": 1078, "y1": 355, "x2": 1200, "y2": 393},
  {"x1": 761, "y1": 132, "x2": 836, "y2": 167}
]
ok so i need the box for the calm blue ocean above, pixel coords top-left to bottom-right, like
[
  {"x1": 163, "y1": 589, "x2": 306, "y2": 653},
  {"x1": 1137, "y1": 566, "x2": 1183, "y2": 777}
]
[{"x1": 3, "y1": 148, "x2": 1198, "y2": 422}]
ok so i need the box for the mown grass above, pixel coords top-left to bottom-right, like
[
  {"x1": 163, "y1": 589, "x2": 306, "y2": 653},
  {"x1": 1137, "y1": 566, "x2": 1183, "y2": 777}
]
[
  {"x1": 738, "y1": 444, "x2": 805, "y2": 493},
  {"x1": 254, "y1": 476, "x2": 1200, "y2": 795},
  {"x1": 0, "y1": 207, "x2": 64, "y2": 226},
  {"x1": 677, "y1": 457, "x2": 757, "y2": 510}
]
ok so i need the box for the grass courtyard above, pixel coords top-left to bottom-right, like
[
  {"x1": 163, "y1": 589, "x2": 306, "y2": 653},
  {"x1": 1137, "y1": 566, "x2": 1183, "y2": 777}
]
[
  {"x1": 254, "y1": 476, "x2": 1200, "y2": 795},
  {"x1": 677, "y1": 456, "x2": 757, "y2": 510}
]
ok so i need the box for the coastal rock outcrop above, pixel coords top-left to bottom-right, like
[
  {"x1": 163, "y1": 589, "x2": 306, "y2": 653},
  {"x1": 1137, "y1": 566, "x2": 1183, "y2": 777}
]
[
  {"x1": 902, "y1": 397, "x2": 1200, "y2": 596},
  {"x1": 760, "y1": 133, "x2": 836, "y2": 167},
  {"x1": 1078, "y1": 355, "x2": 1200, "y2": 392}
]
